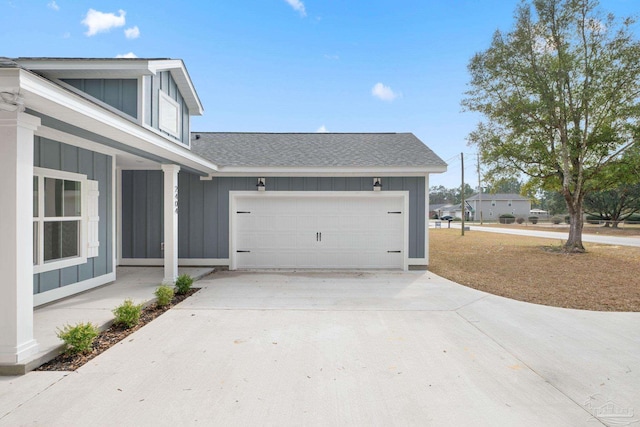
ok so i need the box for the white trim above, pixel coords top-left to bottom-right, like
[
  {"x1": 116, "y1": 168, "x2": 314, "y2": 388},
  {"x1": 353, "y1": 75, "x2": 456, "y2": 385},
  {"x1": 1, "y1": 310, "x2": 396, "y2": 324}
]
[
  {"x1": 408, "y1": 258, "x2": 427, "y2": 265},
  {"x1": 32, "y1": 167, "x2": 88, "y2": 274},
  {"x1": 207, "y1": 166, "x2": 447, "y2": 177},
  {"x1": 116, "y1": 167, "x2": 123, "y2": 267},
  {"x1": 119, "y1": 258, "x2": 228, "y2": 267},
  {"x1": 229, "y1": 191, "x2": 409, "y2": 271},
  {"x1": 34, "y1": 272, "x2": 115, "y2": 307},
  {"x1": 112, "y1": 160, "x2": 118, "y2": 270}
]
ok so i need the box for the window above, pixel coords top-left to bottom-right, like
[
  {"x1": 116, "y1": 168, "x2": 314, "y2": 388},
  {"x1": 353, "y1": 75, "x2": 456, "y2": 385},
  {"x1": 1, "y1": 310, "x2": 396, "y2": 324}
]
[
  {"x1": 158, "y1": 90, "x2": 180, "y2": 138},
  {"x1": 33, "y1": 168, "x2": 99, "y2": 274}
]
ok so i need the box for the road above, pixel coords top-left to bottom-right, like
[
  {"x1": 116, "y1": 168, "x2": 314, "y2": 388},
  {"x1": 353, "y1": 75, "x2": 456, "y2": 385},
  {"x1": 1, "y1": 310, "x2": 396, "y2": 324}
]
[{"x1": 437, "y1": 222, "x2": 640, "y2": 247}]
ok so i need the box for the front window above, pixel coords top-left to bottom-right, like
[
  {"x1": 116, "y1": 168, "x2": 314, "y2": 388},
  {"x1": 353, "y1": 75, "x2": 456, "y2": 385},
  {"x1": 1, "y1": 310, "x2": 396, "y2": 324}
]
[{"x1": 34, "y1": 168, "x2": 87, "y2": 273}]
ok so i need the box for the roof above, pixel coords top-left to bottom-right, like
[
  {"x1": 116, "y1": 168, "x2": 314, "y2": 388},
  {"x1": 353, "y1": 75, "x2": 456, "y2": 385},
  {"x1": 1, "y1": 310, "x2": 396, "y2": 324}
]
[
  {"x1": 11, "y1": 57, "x2": 203, "y2": 115},
  {"x1": 190, "y1": 132, "x2": 447, "y2": 170},
  {"x1": 467, "y1": 193, "x2": 529, "y2": 201}
]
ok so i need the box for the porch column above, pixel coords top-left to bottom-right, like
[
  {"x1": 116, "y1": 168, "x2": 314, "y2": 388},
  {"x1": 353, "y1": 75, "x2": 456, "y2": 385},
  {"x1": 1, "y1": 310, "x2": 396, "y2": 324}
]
[
  {"x1": 0, "y1": 111, "x2": 41, "y2": 364},
  {"x1": 161, "y1": 164, "x2": 180, "y2": 283}
]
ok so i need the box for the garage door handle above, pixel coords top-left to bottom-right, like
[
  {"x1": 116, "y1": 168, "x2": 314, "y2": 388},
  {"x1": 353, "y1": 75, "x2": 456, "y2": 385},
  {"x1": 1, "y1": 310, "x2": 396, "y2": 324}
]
[
  {"x1": 387, "y1": 250, "x2": 401, "y2": 253},
  {"x1": 237, "y1": 211, "x2": 251, "y2": 214},
  {"x1": 236, "y1": 250, "x2": 251, "y2": 253},
  {"x1": 387, "y1": 211, "x2": 402, "y2": 214}
]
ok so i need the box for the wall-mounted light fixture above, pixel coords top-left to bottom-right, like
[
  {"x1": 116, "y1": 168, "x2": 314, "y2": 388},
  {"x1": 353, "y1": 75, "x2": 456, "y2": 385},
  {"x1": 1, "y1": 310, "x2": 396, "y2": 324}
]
[
  {"x1": 373, "y1": 178, "x2": 382, "y2": 191},
  {"x1": 256, "y1": 177, "x2": 266, "y2": 191}
]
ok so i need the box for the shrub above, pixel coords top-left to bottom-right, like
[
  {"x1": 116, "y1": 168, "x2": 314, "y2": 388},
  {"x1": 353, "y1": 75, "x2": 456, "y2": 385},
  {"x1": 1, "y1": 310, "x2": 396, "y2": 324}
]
[
  {"x1": 528, "y1": 216, "x2": 539, "y2": 224},
  {"x1": 155, "y1": 285, "x2": 174, "y2": 307},
  {"x1": 564, "y1": 215, "x2": 571, "y2": 224},
  {"x1": 175, "y1": 274, "x2": 194, "y2": 295},
  {"x1": 112, "y1": 299, "x2": 143, "y2": 328},
  {"x1": 516, "y1": 217, "x2": 525, "y2": 224},
  {"x1": 551, "y1": 216, "x2": 562, "y2": 224},
  {"x1": 499, "y1": 214, "x2": 516, "y2": 224},
  {"x1": 624, "y1": 213, "x2": 640, "y2": 224},
  {"x1": 56, "y1": 322, "x2": 99, "y2": 354}
]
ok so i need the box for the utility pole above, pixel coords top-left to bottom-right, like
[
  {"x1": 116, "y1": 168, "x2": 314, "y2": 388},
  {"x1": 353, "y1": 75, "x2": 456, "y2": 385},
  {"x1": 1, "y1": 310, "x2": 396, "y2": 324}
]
[
  {"x1": 461, "y1": 152, "x2": 465, "y2": 236},
  {"x1": 477, "y1": 152, "x2": 483, "y2": 225}
]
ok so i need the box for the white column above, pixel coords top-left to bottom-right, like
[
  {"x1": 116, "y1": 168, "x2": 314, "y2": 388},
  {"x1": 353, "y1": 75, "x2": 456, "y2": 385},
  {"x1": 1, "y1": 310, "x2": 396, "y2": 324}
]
[
  {"x1": 0, "y1": 111, "x2": 41, "y2": 364},
  {"x1": 161, "y1": 164, "x2": 180, "y2": 283}
]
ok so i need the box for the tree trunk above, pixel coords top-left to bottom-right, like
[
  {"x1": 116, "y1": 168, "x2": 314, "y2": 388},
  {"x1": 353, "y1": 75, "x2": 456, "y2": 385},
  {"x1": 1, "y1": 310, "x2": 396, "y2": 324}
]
[
  {"x1": 565, "y1": 201, "x2": 586, "y2": 253},
  {"x1": 612, "y1": 220, "x2": 620, "y2": 229}
]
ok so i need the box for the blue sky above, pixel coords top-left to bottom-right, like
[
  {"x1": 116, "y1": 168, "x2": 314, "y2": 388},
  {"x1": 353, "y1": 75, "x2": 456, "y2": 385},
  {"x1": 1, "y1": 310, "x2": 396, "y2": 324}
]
[{"x1": 2, "y1": 0, "x2": 638, "y2": 188}]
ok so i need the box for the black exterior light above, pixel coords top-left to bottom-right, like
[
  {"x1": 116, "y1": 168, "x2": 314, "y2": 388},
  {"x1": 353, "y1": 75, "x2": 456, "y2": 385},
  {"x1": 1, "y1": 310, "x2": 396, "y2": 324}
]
[
  {"x1": 373, "y1": 178, "x2": 382, "y2": 190},
  {"x1": 256, "y1": 178, "x2": 265, "y2": 191}
]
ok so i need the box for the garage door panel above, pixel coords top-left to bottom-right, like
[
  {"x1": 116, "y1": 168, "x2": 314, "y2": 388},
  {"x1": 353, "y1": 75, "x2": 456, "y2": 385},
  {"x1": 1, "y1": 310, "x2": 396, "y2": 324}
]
[{"x1": 233, "y1": 194, "x2": 406, "y2": 269}]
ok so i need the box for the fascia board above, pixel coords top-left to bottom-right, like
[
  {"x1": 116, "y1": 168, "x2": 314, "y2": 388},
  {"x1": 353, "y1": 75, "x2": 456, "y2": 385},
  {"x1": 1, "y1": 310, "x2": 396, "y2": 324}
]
[
  {"x1": 19, "y1": 69, "x2": 218, "y2": 174},
  {"x1": 148, "y1": 59, "x2": 204, "y2": 115},
  {"x1": 14, "y1": 59, "x2": 155, "y2": 79},
  {"x1": 210, "y1": 165, "x2": 448, "y2": 176}
]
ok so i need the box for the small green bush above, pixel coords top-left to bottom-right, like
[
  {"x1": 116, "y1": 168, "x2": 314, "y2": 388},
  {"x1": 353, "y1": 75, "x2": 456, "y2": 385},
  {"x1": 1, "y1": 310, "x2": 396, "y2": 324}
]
[
  {"x1": 528, "y1": 216, "x2": 539, "y2": 224},
  {"x1": 155, "y1": 285, "x2": 174, "y2": 307},
  {"x1": 112, "y1": 299, "x2": 143, "y2": 328},
  {"x1": 57, "y1": 322, "x2": 99, "y2": 354},
  {"x1": 551, "y1": 216, "x2": 562, "y2": 224},
  {"x1": 516, "y1": 217, "x2": 525, "y2": 224},
  {"x1": 175, "y1": 274, "x2": 194, "y2": 295},
  {"x1": 499, "y1": 214, "x2": 516, "y2": 224}
]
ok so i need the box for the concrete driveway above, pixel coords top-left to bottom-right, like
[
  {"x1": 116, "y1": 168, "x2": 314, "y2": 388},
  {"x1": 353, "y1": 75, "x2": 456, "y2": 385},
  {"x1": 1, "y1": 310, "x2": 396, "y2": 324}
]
[{"x1": 2, "y1": 271, "x2": 639, "y2": 426}]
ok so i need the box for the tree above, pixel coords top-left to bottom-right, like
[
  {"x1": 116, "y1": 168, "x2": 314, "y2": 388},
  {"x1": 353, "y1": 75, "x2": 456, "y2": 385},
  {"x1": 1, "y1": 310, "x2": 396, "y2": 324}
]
[
  {"x1": 485, "y1": 178, "x2": 523, "y2": 194},
  {"x1": 463, "y1": 0, "x2": 640, "y2": 252},
  {"x1": 429, "y1": 184, "x2": 475, "y2": 205},
  {"x1": 583, "y1": 183, "x2": 640, "y2": 227}
]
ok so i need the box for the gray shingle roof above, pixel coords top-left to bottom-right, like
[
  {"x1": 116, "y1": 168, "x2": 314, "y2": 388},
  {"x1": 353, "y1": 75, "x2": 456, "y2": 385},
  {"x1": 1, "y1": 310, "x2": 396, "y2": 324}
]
[{"x1": 190, "y1": 132, "x2": 447, "y2": 169}]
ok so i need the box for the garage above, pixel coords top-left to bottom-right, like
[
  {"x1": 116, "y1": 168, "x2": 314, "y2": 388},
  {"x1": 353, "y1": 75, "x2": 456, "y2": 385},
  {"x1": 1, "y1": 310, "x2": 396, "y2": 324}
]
[{"x1": 230, "y1": 192, "x2": 409, "y2": 270}]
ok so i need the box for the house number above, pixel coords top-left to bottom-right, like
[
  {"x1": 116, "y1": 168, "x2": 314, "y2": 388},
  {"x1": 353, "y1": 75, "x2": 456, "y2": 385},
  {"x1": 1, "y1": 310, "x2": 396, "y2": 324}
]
[{"x1": 174, "y1": 185, "x2": 179, "y2": 214}]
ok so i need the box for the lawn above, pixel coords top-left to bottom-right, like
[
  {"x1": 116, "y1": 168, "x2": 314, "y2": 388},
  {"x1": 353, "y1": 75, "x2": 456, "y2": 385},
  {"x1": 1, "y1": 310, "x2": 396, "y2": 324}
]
[{"x1": 429, "y1": 229, "x2": 640, "y2": 312}]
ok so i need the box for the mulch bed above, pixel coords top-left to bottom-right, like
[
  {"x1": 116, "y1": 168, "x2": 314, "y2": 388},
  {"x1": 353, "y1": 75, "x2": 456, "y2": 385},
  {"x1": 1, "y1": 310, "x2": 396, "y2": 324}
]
[{"x1": 36, "y1": 288, "x2": 200, "y2": 372}]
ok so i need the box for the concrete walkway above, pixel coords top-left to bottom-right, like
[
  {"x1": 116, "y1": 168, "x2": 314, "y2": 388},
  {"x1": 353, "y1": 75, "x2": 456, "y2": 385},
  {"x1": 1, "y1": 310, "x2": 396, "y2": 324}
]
[
  {"x1": 438, "y1": 222, "x2": 640, "y2": 247},
  {"x1": 1, "y1": 271, "x2": 638, "y2": 426},
  {"x1": 9, "y1": 267, "x2": 214, "y2": 375}
]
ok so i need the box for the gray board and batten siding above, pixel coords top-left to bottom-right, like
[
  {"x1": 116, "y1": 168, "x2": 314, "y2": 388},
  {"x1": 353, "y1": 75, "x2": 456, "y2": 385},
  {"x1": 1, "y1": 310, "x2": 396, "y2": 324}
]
[
  {"x1": 33, "y1": 136, "x2": 113, "y2": 294},
  {"x1": 143, "y1": 71, "x2": 191, "y2": 146},
  {"x1": 121, "y1": 172, "x2": 426, "y2": 261},
  {"x1": 62, "y1": 79, "x2": 138, "y2": 119},
  {"x1": 62, "y1": 72, "x2": 191, "y2": 146}
]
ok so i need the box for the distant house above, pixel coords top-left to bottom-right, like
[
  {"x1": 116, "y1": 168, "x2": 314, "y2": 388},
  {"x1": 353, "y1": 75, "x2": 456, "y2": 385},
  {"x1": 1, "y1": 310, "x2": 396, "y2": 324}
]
[{"x1": 466, "y1": 193, "x2": 531, "y2": 220}]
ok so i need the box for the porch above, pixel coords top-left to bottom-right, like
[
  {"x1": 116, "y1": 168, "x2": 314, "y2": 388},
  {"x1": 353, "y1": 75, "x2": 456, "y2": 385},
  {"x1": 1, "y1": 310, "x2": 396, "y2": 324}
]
[{"x1": 1, "y1": 266, "x2": 213, "y2": 376}]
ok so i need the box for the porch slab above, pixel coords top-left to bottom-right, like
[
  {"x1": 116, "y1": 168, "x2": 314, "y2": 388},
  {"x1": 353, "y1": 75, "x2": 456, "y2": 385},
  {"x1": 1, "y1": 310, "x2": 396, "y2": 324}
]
[{"x1": 0, "y1": 267, "x2": 214, "y2": 376}]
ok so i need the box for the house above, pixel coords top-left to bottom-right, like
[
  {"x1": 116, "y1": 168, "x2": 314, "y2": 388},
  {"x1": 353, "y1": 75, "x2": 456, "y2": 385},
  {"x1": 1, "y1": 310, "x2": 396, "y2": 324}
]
[
  {"x1": 465, "y1": 193, "x2": 531, "y2": 220},
  {"x1": 0, "y1": 57, "x2": 446, "y2": 366}
]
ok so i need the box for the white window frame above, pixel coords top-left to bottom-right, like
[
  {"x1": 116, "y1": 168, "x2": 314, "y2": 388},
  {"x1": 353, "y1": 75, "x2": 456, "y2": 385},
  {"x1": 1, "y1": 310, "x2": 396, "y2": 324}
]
[
  {"x1": 33, "y1": 167, "x2": 88, "y2": 274},
  {"x1": 158, "y1": 90, "x2": 181, "y2": 138}
]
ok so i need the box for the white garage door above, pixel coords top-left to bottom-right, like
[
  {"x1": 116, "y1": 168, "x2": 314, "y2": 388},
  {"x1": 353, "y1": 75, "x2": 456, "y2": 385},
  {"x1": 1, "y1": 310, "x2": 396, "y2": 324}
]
[{"x1": 231, "y1": 193, "x2": 407, "y2": 270}]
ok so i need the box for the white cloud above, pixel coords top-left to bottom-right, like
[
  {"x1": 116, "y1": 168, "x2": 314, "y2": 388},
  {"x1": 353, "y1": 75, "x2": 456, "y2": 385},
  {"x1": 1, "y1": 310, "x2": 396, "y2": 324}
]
[
  {"x1": 371, "y1": 82, "x2": 400, "y2": 101},
  {"x1": 284, "y1": 0, "x2": 306, "y2": 16},
  {"x1": 124, "y1": 26, "x2": 140, "y2": 39},
  {"x1": 316, "y1": 125, "x2": 328, "y2": 133},
  {"x1": 82, "y1": 9, "x2": 126, "y2": 36},
  {"x1": 47, "y1": 1, "x2": 59, "y2": 11},
  {"x1": 116, "y1": 52, "x2": 137, "y2": 59}
]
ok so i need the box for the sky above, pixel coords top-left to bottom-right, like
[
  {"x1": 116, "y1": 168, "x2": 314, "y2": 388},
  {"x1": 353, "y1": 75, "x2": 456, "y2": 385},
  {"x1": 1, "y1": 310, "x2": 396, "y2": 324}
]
[{"x1": 2, "y1": 0, "x2": 638, "y2": 188}]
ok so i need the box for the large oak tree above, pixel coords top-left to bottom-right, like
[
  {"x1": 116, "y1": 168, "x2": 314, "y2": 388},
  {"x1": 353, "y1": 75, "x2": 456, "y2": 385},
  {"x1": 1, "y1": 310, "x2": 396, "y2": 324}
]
[{"x1": 463, "y1": 0, "x2": 640, "y2": 252}]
